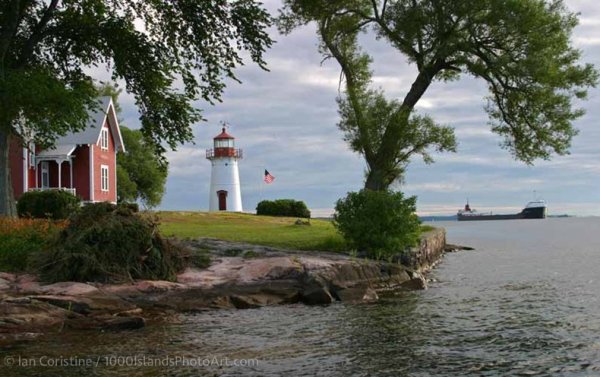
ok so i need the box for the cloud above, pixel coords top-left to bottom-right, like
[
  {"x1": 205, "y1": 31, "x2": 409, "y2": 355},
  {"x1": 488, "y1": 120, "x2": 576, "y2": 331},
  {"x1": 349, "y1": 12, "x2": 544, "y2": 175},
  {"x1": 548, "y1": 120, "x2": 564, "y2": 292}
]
[{"x1": 107, "y1": 0, "x2": 600, "y2": 216}]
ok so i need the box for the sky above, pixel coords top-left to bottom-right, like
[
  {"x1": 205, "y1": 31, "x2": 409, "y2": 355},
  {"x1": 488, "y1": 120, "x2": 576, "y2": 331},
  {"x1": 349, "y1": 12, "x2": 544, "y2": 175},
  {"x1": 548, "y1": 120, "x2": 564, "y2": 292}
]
[{"x1": 109, "y1": 0, "x2": 600, "y2": 217}]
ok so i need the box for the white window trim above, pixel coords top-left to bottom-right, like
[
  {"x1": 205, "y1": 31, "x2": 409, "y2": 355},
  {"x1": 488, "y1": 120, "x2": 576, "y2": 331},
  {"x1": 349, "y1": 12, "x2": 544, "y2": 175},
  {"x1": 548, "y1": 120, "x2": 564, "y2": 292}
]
[
  {"x1": 22, "y1": 148, "x2": 28, "y2": 193},
  {"x1": 100, "y1": 164, "x2": 109, "y2": 192},
  {"x1": 28, "y1": 142, "x2": 35, "y2": 168},
  {"x1": 41, "y1": 161, "x2": 49, "y2": 189},
  {"x1": 100, "y1": 128, "x2": 109, "y2": 151},
  {"x1": 89, "y1": 145, "x2": 94, "y2": 201}
]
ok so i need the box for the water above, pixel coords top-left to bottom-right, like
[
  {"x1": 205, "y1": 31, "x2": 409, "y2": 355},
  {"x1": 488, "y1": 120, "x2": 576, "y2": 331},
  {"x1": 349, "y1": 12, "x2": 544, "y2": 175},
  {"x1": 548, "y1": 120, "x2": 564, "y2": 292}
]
[{"x1": 1, "y1": 217, "x2": 599, "y2": 376}]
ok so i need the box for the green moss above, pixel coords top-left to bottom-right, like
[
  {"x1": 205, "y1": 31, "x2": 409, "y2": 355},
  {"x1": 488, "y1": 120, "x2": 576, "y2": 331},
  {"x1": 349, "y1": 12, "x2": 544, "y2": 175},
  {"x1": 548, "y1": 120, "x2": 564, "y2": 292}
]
[
  {"x1": 420, "y1": 224, "x2": 436, "y2": 233},
  {"x1": 188, "y1": 249, "x2": 211, "y2": 268},
  {"x1": 242, "y1": 250, "x2": 259, "y2": 259}
]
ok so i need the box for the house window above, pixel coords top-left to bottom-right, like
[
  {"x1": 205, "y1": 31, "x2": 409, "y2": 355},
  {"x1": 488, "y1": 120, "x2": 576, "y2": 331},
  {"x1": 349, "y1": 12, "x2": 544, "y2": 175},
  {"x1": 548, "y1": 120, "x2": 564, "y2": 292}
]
[
  {"x1": 100, "y1": 165, "x2": 109, "y2": 192},
  {"x1": 28, "y1": 142, "x2": 35, "y2": 168},
  {"x1": 41, "y1": 161, "x2": 49, "y2": 188},
  {"x1": 101, "y1": 128, "x2": 109, "y2": 150}
]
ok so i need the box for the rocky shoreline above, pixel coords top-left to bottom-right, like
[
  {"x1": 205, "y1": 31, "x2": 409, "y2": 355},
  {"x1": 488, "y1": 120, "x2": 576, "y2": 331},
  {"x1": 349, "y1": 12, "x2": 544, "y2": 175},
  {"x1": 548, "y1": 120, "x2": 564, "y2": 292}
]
[{"x1": 0, "y1": 228, "x2": 447, "y2": 344}]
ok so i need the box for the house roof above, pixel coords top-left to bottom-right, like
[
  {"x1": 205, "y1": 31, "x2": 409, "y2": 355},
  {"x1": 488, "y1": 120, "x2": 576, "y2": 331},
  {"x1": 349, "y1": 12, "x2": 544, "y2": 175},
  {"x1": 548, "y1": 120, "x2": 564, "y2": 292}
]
[
  {"x1": 52, "y1": 96, "x2": 125, "y2": 152},
  {"x1": 36, "y1": 144, "x2": 77, "y2": 160}
]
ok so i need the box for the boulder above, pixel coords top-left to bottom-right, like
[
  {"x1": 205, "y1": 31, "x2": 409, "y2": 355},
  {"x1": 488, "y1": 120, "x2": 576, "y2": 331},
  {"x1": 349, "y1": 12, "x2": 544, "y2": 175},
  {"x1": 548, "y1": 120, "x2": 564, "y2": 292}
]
[
  {"x1": 335, "y1": 285, "x2": 379, "y2": 302},
  {"x1": 444, "y1": 244, "x2": 475, "y2": 252},
  {"x1": 228, "y1": 295, "x2": 264, "y2": 309},
  {"x1": 38, "y1": 282, "x2": 99, "y2": 296},
  {"x1": 134, "y1": 280, "x2": 187, "y2": 292},
  {"x1": 400, "y1": 274, "x2": 428, "y2": 290},
  {"x1": 100, "y1": 316, "x2": 145, "y2": 331},
  {"x1": 301, "y1": 285, "x2": 334, "y2": 305},
  {"x1": 0, "y1": 272, "x2": 16, "y2": 282},
  {"x1": 0, "y1": 278, "x2": 10, "y2": 291},
  {"x1": 33, "y1": 295, "x2": 92, "y2": 314},
  {"x1": 0, "y1": 299, "x2": 70, "y2": 332},
  {"x1": 65, "y1": 316, "x2": 145, "y2": 331}
]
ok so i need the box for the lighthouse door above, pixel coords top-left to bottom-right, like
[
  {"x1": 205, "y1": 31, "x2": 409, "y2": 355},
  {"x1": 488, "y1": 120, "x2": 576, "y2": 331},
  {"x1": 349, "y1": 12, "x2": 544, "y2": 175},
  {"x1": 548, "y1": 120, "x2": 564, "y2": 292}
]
[{"x1": 217, "y1": 190, "x2": 228, "y2": 211}]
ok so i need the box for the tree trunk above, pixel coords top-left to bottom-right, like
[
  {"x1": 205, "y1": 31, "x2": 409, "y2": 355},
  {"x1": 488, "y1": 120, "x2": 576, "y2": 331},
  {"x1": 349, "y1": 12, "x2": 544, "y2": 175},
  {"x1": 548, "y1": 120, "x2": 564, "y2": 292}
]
[
  {"x1": 364, "y1": 166, "x2": 391, "y2": 191},
  {"x1": 0, "y1": 127, "x2": 17, "y2": 217}
]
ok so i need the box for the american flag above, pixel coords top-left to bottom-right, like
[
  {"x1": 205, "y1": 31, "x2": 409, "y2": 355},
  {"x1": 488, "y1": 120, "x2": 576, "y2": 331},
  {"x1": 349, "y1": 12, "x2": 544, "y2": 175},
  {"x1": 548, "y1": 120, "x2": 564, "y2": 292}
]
[{"x1": 264, "y1": 169, "x2": 275, "y2": 184}]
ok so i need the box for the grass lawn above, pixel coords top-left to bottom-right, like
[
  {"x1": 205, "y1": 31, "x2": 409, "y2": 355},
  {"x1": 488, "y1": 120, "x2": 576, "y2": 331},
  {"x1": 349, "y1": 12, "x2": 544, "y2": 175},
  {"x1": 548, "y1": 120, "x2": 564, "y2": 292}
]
[
  {"x1": 158, "y1": 211, "x2": 436, "y2": 253},
  {"x1": 158, "y1": 211, "x2": 348, "y2": 252}
]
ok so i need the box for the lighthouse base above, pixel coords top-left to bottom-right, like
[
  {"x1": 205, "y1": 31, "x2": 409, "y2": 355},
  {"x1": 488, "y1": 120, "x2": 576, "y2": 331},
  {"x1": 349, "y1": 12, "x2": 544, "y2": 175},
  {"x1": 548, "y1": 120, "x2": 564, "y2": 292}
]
[{"x1": 208, "y1": 158, "x2": 243, "y2": 212}]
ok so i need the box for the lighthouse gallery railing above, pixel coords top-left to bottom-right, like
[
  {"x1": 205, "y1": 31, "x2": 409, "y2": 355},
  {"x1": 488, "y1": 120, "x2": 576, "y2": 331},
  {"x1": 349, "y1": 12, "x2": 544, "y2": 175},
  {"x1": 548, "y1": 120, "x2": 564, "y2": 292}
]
[{"x1": 206, "y1": 149, "x2": 243, "y2": 159}]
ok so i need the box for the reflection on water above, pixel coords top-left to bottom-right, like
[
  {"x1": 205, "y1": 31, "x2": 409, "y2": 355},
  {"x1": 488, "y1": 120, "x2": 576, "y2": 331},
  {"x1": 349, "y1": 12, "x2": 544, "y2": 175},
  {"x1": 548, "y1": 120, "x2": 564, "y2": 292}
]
[{"x1": 1, "y1": 218, "x2": 599, "y2": 376}]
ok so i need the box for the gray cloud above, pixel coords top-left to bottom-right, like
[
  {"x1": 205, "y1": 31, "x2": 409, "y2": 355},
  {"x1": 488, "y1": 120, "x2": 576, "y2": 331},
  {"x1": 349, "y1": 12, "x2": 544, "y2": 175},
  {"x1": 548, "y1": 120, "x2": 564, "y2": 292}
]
[{"x1": 106, "y1": 0, "x2": 600, "y2": 216}]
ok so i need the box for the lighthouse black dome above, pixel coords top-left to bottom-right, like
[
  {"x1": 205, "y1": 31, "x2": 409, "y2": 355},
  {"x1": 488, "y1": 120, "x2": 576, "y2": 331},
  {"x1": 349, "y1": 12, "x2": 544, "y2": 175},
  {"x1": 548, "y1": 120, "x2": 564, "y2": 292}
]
[{"x1": 214, "y1": 127, "x2": 234, "y2": 139}]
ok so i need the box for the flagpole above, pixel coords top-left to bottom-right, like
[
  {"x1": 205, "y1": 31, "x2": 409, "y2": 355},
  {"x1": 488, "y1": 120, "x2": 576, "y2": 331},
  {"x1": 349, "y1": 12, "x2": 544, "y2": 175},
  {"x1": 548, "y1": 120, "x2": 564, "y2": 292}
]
[{"x1": 258, "y1": 167, "x2": 263, "y2": 203}]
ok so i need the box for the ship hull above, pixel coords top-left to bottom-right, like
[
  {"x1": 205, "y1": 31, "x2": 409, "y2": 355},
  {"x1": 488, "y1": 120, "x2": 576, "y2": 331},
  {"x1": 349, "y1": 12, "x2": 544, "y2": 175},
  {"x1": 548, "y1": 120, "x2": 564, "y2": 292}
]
[{"x1": 458, "y1": 206, "x2": 546, "y2": 221}]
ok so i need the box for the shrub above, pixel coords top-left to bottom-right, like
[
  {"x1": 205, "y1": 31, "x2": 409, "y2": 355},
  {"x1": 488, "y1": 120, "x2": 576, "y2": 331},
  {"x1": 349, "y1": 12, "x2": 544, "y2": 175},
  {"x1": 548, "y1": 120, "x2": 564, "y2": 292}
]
[
  {"x1": 34, "y1": 202, "x2": 188, "y2": 283},
  {"x1": 333, "y1": 190, "x2": 421, "y2": 260},
  {"x1": 0, "y1": 218, "x2": 66, "y2": 272},
  {"x1": 118, "y1": 202, "x2": 139, "y2": 212},
  {"x1": 17, "y1": 190, "x2": 81, "y2": 219},
  {"x1": 256, "y1": 199, "x2": 311, "y2": 218}
]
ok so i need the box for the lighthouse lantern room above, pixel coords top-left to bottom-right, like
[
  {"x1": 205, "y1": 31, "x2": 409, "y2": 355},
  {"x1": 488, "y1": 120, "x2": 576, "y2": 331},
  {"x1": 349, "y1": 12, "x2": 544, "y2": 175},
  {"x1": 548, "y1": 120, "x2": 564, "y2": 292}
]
[{"x1": 206, "y1": 127, "x2": 243, "y2": 212}]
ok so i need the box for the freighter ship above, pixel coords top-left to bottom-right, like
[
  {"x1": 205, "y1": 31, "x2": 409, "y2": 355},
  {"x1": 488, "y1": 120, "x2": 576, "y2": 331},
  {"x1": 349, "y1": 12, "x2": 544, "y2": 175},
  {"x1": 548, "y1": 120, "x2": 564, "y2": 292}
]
[{"x1": 457, "y1": 200, "x2": 547, "y2": 221}]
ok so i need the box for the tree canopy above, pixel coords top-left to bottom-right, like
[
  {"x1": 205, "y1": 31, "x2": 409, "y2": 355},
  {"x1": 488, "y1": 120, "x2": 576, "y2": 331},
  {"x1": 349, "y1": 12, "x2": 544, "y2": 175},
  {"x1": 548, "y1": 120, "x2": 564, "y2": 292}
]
[
  {"x1": 279, "y1": 0, "x2": 598, "y2": 190},
  {"x1": 96, "y1": 83, "x2": 167, "y2": 207},
  {"x1": 117, "y1": 126, "x2": 168, "y2": 208},
  {"x1": 0, "y1": 0, "x2": 273, "y2": 215}
]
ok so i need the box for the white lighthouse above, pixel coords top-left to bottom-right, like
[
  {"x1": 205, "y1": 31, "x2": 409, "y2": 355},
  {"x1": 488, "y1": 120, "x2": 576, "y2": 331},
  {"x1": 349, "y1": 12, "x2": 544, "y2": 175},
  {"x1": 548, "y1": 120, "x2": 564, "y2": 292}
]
[{"x1": 206, "y1": 127, "x2": 243, "y2": 212}]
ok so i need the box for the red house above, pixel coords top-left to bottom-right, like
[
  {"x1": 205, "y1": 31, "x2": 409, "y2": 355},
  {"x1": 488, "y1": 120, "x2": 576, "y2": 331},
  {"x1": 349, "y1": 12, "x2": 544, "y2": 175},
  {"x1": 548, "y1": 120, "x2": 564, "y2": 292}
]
[{"x1": 9, "y1": 97, "x2": 125, "y2": 203}]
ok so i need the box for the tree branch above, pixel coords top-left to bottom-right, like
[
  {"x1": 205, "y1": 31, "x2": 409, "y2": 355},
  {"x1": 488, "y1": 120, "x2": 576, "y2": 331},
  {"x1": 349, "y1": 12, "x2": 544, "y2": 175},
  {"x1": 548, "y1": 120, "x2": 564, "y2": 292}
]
[
  {"x1": 0, "y1": 0, "x2": 32, "y2": 66},
  {"x1": 17, "y1": 0, "x2": 60, "y2": 66},
  {"x1": 319, "y1": 18, "x2": 375, "y2": 163}
]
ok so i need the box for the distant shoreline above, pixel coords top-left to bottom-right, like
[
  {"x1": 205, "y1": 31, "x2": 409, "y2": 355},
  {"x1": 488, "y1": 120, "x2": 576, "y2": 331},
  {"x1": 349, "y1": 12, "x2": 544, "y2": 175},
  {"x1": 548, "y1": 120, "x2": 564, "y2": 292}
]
[{"x1": 419, "y1": 214, "x2": 573, "y2": 222}]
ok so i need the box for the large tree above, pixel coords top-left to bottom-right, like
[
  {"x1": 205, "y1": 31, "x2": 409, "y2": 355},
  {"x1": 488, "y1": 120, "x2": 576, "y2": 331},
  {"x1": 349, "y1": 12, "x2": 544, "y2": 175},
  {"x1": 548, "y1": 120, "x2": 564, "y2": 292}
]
[
  {"x1": 97, "y1": 83, "x2": 167, "y2": 208},
  {"x1": 279, "y1": 0, "x2": 598, "y2": 190},
  {"x1": 118, "y1": 126, "x2": 168, "y2": 208},
  {"x1": 0, "y1": 0, "x2": 273, "y2": 216},
  {"x1": 319, "y1": 10, "x2": 457, "y2": 189}
]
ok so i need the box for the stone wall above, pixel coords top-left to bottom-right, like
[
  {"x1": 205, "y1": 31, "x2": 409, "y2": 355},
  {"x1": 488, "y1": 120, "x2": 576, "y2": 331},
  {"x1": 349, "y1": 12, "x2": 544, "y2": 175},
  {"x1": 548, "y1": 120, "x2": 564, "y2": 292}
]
[{"x1": 403, "y1": 228, "x2": 447, "y2": 272}]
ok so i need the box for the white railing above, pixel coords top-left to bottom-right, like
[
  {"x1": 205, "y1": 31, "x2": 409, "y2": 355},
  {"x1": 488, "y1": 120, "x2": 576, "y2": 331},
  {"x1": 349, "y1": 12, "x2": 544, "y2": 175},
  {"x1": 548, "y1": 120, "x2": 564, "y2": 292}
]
[{"x1": 29, "y1": 187, "x2": 76, "y2": 196}]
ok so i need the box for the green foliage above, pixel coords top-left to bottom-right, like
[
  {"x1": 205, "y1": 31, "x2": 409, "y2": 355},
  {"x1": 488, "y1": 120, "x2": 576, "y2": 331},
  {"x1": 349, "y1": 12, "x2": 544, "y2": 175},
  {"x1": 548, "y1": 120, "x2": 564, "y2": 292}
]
[
  {"x1": 0, "y1": 0, "x2": 274, "y2": 215},
  {"x1": 16, "y1": 190, "x2": 81, "y2": 220},
  {"x1": 337, "y1": 89, "x2": 457, "y2": 188},
  {"x1": 0, "y1": 218, "x2": 64, "y2": 272},
  {"x1": 118, "y1": 202, "x2": 140, "y2": 213},
  {"x1": 35, "y1": 203, "x2": 187, "y2": 283},
  {"x1": 0, "y1": 236, "x2": 38, "y2": 272},
  {"x1": 333, "y1": 190, "x2": 421, "y2": 259},
  {"x1": 279, "y1": 0, "x2": 598, "y2": 189},
  {"x1": 256, "y1": 199, "x2": 311, "y2": 218},
  {"x1": 116, "y1": 165, "x2": 138, "y2": 203},
  {"x1": 117, "y1": 126, "x2": 168, "y2": 207},
  {"x1": 188, "y1": 249, "x2": 211, "y2": 269},
  {"x1": 420, "y1": 224, "x2": 435, "y2": 233},
  {"x1": 97, "y1": 84, "x2": 167, "y2": 207}
]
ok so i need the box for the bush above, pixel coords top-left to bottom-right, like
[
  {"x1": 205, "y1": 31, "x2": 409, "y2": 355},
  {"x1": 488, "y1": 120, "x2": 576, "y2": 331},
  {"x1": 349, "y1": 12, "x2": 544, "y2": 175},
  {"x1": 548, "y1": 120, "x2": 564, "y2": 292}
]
[
  {"x1": 118, "y1": 202, "x2": 139, "y2": 212},
  {"x1": 0, "y1": 218, "x2": 65, "y2": 272},
  {"x1": 17, "y1": 190, "x2": 81, "y2": 219},
  {"x1": 34, "y1": 202, "x2": 188, "y2": 283},
  {"x1": 256, "y1": 199, "x2": 311, "y2": 218},
  {"x1": 333, "y1": 190, "x2": 421, "y2": 260}
]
